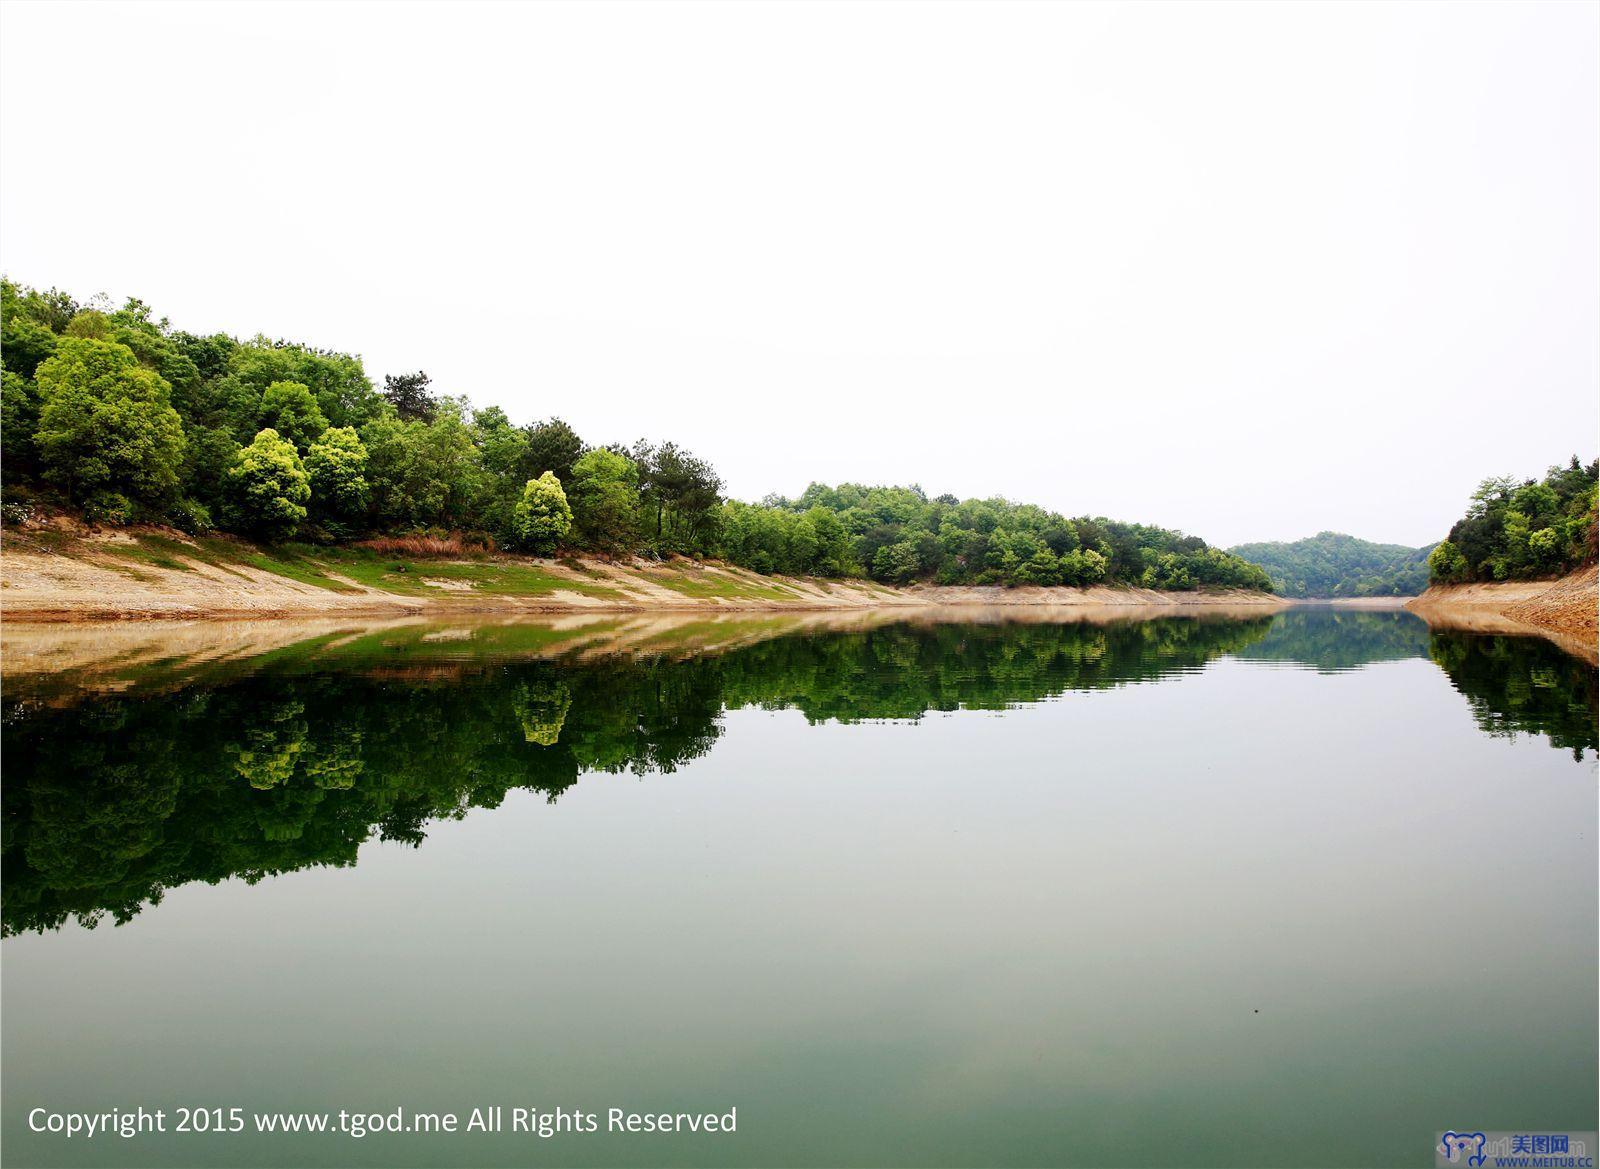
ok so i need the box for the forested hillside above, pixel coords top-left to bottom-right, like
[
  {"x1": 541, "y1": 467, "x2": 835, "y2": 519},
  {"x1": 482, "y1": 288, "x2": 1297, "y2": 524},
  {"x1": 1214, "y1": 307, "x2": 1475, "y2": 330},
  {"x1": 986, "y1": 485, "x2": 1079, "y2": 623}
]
[
  {"x1": 1229, "y1": 532, "x2": 1434, "y2": 597},
  {"x1": 1427, "y1": 460, "x2": 1598, "y2": 584},
  {"x1": 0, "y1": 279, "x2": 1270, "y2": 591}
]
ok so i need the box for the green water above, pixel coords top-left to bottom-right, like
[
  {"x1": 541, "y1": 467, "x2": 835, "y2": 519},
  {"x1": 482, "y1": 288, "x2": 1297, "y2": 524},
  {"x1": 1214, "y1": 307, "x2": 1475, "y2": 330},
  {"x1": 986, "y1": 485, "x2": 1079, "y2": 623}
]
[{"x1": 2, "y1": 609, "x2": 1595, "y2": 1167}]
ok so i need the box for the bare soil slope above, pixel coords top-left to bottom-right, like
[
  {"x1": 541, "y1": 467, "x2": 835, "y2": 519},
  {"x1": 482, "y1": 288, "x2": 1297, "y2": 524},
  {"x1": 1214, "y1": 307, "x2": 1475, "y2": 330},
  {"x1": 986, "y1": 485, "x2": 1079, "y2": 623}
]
[
  {"x1": 1407, "y1": 566, "x2": 1598, "y2": 663},
  {"x1": 0, "y1": 522, "x2": 1286, "y2": 621}
]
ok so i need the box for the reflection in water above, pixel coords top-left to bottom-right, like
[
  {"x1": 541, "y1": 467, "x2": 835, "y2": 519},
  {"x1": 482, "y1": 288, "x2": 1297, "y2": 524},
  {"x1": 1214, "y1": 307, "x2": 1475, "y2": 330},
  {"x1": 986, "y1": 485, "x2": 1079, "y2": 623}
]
[
  {"x1": 1, "y1": 610, "x2": 1593, "y2": 937},
  {"x1": 1236, "y1": 609, "x2": 1431, "y2": 672},
  {"x1": 1430, "y1": 630, "x2": 1599, "y2": 760}
]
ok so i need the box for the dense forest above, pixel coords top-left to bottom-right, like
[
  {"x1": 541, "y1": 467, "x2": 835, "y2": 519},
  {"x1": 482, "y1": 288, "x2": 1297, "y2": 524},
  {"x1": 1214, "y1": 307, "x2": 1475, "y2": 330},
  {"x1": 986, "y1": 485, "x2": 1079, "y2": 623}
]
[
  {"x1": 1229, "y1": 532, "x2": 1434, "y2": 598},
  {"x1": 0, "y1": 279, "x2": 1271, "y2": 591},
  {"x1": 5, "y1": 612, "x2": 1590, "y2": 935},
  {"x1": 1427, "y1": 459, "x2": 1598, "y2": 584}
]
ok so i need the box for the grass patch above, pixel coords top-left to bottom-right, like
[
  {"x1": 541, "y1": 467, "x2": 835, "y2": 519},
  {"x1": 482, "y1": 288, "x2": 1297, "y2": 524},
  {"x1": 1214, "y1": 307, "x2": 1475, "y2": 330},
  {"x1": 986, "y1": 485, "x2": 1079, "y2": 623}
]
[
  {"x1": 241, "y1": 546, "x2": 368, "y2": 593},
  {"x1": 270, "y1": 547, "x2": 630, "y2": 599},
  {"x1": 634, "y1": 566, "x2": 798, "y2": 602}
]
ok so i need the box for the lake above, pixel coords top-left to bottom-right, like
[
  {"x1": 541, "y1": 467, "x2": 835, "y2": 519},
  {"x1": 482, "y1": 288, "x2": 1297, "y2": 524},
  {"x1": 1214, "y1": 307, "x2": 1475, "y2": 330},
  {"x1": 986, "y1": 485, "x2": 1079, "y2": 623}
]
[{"x1": 2, "y1": 607, "x2": 1595, "y2": 1167}]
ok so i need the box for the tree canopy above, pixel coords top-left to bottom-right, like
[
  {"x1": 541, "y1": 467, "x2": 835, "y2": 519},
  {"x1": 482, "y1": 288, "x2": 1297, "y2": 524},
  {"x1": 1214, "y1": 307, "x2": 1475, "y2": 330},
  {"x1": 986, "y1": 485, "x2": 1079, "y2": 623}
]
[
  {"x1": 0, "y1": 277, "x2": 1274, "y2": 593},
  {"x1": 1428, "y1": 459, "x2": 1598, "y2": 584}
]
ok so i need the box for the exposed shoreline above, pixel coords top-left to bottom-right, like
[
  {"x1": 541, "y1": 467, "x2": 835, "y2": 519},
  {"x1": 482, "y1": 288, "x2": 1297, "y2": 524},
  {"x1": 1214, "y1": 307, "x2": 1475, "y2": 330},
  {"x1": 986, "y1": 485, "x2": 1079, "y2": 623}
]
[
  {"x1": 1405, "y1": 567, "x2": 1598, "y2": 665},
  {"x1": 0, "y1": 527, "x2": 1288, "y2": 623}
]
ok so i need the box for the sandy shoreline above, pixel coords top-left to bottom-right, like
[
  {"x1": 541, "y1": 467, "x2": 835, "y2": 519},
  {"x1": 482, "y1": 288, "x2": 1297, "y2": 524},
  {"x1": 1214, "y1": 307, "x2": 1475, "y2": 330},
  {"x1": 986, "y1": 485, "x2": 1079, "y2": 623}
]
[
  {"x1": 1406, "y1": 567, "x2": 1598, "y2": 665},
  {"x1": 0, "y1": 529, "x2": 1288, "y2": 623}
]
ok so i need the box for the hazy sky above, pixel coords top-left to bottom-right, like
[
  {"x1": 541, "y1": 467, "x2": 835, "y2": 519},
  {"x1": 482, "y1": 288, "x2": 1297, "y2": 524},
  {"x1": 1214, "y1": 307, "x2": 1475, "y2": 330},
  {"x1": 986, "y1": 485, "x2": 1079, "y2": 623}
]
[{"x1": 2, "y1": 1, "x2": 1595, "y2": 547}]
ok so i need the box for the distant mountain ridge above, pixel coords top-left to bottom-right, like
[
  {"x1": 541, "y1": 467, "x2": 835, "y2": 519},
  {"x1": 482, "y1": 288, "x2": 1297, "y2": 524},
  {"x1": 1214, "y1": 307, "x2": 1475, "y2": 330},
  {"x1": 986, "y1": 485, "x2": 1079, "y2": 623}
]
[{"x1": 1229, "y1": 531, "x2": 1436, "y2": 598}]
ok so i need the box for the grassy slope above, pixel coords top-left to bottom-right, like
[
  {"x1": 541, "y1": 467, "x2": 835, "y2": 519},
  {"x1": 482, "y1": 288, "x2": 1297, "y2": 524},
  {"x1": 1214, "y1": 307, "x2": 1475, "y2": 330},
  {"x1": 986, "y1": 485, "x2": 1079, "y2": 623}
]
[{"x1": 0, "y1": 525, "x2": 883, "y2": 611}]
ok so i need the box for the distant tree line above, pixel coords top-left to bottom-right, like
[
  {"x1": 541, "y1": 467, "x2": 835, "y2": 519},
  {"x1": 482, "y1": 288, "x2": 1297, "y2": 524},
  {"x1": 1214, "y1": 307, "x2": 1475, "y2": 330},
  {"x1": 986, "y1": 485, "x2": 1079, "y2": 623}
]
[
  {"x1": 1427, "y1": 459, "x2": 1598, "y2": 584},
  {"x1": 1228, "y1": 532, "x2": 1435, "y2": 598},
  {"x1": 0, "y1": 279, "x2": 1270, "y2": 590}
]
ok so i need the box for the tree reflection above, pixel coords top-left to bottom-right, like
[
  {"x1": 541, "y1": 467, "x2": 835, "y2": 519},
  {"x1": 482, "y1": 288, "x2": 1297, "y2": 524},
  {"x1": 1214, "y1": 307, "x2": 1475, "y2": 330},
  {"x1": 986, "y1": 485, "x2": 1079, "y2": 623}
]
[
  {"x1": 2, "y1": 612, "x2": 1591, "y2": 936},
  {"x1": 1429, "y1": 631, "x2": 1598, "y2": 759}
]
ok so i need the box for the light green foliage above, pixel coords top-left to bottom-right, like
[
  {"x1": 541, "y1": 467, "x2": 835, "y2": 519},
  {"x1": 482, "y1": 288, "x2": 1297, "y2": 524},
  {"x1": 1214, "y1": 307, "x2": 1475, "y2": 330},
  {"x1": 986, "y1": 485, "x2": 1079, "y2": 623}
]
[
  {"x1": 1426, "y1": 541, "x2": 1468, "y2": 585},
  {"x1": 229, "y1": 339, "x2": 382, "y2": 430},
  {"x1": 717, "y1": 500, "x2": 857, "y2": 576},
  {"x1": 257, "y1": 380, "x2": 329, "y2": 451},
  {"x1": 64, "y1": 309, "x2": 111, "y2": 340},
  {"x1": 2, "y1": 279, "x2": 74, "y2": 377},
  {"x1": 305, "y1": 426, "x2": 369, "y2": 525},
  {"x1": 34, "y1": 337, "x2": 185, "y2": 509},
  {"x1": 1437, "y1": 458, "x2": 1597, "y2": 583},
  {"x1": 566, "y1": 448, "x2": 639, "y2": 551},
  {"x1": 1141, "y1": 553, "x2": 1194, "y2": 590},
  {"x1": 512, "y1": 472, "x2": 572, "y2": 553},
  {"x1": 1230, "y1": 532, "x2": 1435, "y2": 598},
  {"x1": 228, "y1": 428, "x2": 310, "y2": 540},
  {"x1": 872, "y1": 541, "x2": 921, "y2": 582}
]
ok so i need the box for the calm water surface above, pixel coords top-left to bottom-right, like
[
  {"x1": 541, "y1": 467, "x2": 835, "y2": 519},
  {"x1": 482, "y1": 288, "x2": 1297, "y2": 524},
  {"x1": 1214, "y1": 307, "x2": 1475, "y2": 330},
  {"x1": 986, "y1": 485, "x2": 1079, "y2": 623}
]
[{"x1": 2, "y1": 609, "x2": 1595, "y2": 1167}]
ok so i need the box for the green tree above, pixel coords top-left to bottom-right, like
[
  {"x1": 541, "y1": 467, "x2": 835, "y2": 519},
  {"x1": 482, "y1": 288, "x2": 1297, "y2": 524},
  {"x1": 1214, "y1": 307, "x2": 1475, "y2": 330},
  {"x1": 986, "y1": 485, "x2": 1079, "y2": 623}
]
[
  {"x1": 258, "y1": 380, "x2": 328, "y2": 451},
  {"x1": 1, "y1": 314, "x2": 58, "y2": 378},
  {"x1": 360, "y1": 404, "x2": 480, "y2": 529},
  {"x1": 305, "y1": 426, "x2": 369, "y2": 528},
  {"x1": 1427, "y1": 540, "x2": 1470, "y2": 584},
  {"x1": 519, "y1": 417, "x2": 584, "y2": 484},
  {"x1": 33, "y1": 337, "x2": 185, "y2": 510},
  {"x1": 179, "y1": 425, "x2": 243, "y2": 514},
  {"x1": 1, "y1": 370, "x2": 41, "y2": 480},
  {"x1": 512, "y1": 472, "x2": 572, "y2": 553},
  {"x1": 382, "y1": 370, "x2": 436, "y2": 423},
  {"x1": 872, "y1": 541, "x2": 920, "y2": 582},
  {"x1": 228, "y1": 428, "x2": 310, "y2": 540},
  {"x1": 566, "y1": 448, "x2": 640, "y2": 551}
]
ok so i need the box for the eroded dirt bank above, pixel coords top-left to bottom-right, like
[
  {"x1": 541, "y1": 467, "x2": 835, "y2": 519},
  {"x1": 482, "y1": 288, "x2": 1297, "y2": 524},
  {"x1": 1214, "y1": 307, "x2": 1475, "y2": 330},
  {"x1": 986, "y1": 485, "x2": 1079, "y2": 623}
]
[
  {"x1": 0, "y1": 526, "x2": 1288, "y2": 622},
  {"x1": 1406, "y1": 567, "x2": 1598, "y2": 664}
]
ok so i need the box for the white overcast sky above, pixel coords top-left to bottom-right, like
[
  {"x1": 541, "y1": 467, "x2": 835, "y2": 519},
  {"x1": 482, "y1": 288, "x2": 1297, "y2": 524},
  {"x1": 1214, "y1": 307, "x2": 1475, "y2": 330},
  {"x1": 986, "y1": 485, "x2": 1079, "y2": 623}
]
[{"x1": 2, "y1": 1, "x2": 1595, "y2": 547}]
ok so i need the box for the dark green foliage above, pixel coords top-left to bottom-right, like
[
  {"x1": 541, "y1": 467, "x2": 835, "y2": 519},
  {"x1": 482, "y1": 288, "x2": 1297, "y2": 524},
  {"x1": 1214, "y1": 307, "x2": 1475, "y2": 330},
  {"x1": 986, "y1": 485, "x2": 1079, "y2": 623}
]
[
  {"x1": 1429, "y1": 630, "x2": 1598, "y2": 759},
  {"x1": 1, "y1": 369, "x2": 41, "y2": 480},
  {"x1": 632, "y1": 440, "x2": 723, "y2": 555},
  {"x1": 1433, "y1": 458, "x2": 1598, "y2": 583},
  {"x1": 1229, "y1": 532, "x2": 1435, "y2": 598},
  {"x1": 382, "y1": 370, "x2": 437, "y2": 423},
  {"x1": 719, "y1": 483, "x2": 1272, "y2": 590},
  {"x1": 519, "y1": 417, "x2": 584, "y2": 485}
]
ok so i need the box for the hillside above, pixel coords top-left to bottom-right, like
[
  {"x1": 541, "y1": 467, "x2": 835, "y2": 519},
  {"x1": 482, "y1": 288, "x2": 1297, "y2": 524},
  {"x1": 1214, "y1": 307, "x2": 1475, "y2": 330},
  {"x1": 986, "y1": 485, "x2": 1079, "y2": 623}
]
[{"x1": 1229, "y1": 532, "x2": 1434, "y2": 598}]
